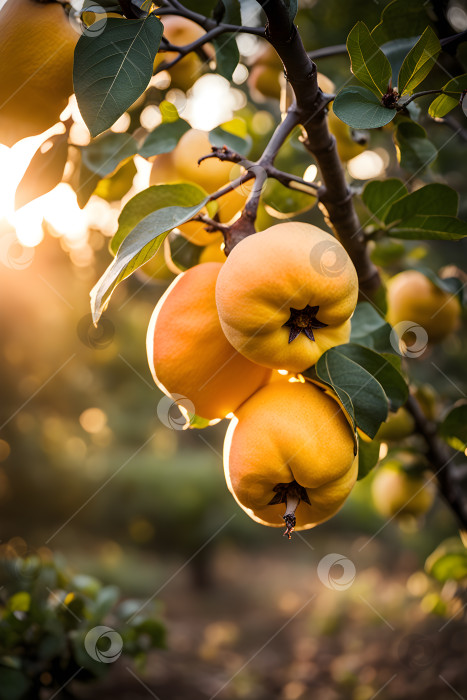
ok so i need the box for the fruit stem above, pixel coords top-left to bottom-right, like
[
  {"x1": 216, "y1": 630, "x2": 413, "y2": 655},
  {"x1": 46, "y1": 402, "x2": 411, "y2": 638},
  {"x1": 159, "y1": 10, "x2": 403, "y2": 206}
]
[{"x1": 283, "y1": 494, "x2": 300, "y2": 539}]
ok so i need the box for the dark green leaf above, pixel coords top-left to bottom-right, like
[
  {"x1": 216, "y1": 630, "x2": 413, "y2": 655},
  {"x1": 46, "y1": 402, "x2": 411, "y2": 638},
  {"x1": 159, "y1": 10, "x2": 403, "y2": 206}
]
[
  {"x1": 386, "y1": 183, "x2": 459, "y2": 221},
  {"x1": 89, "y1": 585, "x2": 119, "y2": 621},
  {"x1": 346, "y1": 22, "x2": 392, "y2": 97},
  {"x1": 429, "y1": 73, "x2": 467, "y2": 118},
  {"x1": 73, "y1": 16, "x2": 163, "y2": 137},
  {"x1": 388, "y1": 215, "x2": 467, "y2": 240},
  {"x1": 398, "y1": 27, "x2": 440, "y2": 95},
  {"x1": 15, "y1": 132, "x2": 69, "y2": 210},
  {"x1": 357, "y1": 436, "x2": 381, "y2": 480},
  {"x1": 362, "y1": 178, "x2": 408, "y2": 224},
  {"x1": 0, "y1": 668, "x2": 32, "y2": 700},
  {"x1": 283, "y1": 0, "x2": 298, "y2": 21},
  {"x1": 166, "y1": 231, "x2": 202, "y2": 272},
  {"x1": 394, "y1": 121, "x2": 437, "y2": 172},
  {"x1": 350, "y1": 302, "x2": 393, "y2": 353},
  {"x1": 333, "y1": 86, "x2": 396, "y2": 129},
  {"x1": 209, "y1": 125, "x2": 251, "y2": 154},
  {"x1": 372, "y1": 0, "x2": 432, "y2": 45},
  {"x1": 212, "y1": 0, "x2": 241, "y2": 80},
  {"x1": 337, "y1": 344, "x2": 408, "y2": 411},
  {"x1": 439, "y1": 403, "x2": 467, "y2": 452},
  {"x1": 110, "y1": 183, "x2": 209, "y2": 254},
  {"x1": 315, "y1": 345, "x2": 389, "y2": 438},
  {"x1": 380, "y1": 37, "x2": 418, "y2": 82},
  {"x1": 139, "y1": 119, "x2": 191, "y2": 158},
  {"x1": 81, "y1": 132, "x2": 139, "y2": 177}
]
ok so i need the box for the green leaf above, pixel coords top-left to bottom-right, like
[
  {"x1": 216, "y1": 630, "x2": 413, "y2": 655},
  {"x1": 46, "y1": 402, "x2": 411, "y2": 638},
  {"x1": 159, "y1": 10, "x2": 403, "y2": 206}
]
[
  {"x1": 357, "y1": 436, "x2": 381, "y2": 480},
  {"x1": 92, "y1": 188, "x2": 209, "y2": 322},
  {"x1": 0, "y1": 668, "x2": 32, "y2": 700},
  {"x1": 350, "y1": 302, "x2": 393, "y2": 353},
  {"x1": 283, "y1": 0, "x2": 298, "y2": 21},
  {"x1": 212, "y1": 1, "x2": 241, "y2": 80},
  {"x1": 394, "y1": 121, "x2": 437, "y2": 172},
  {"x1": 380, "y1": 37, "x2": 418, "y2": 82},
  {"x1": 439, "y1": 403, "x2": 467, "y2": 452},
  {"x1": 336, "y1": 344, "x2": 408, "y2": 411},
  {"x1": 166, "y1": 232, "x2": 202, "y2": 272},
  {"x1": 139, "y1": 119, "x2": 190, "y2": 158},
  {"x1": 81, "y1": 132, "x2": 139, "y2": 178},
  {"x1": 333, "y1": 86, "x2": 396, "y2": 129},
  {"x1": 385, "y1": 183, "x2": 467, "y2": 240},
  {"x1": 370, "y1": 240, "x2": 406, "y2": 267},
  {"x1": 389, "y1": 215, "x2": 467, "y2": 240},
  {"x1": 372, "y1": 0, "x2": 433, "y2": 45},
  {"x1": 110, "y1": 183, "x2": 209, "y2": 254},
  {"x1": 94, "y1": 158, "x2": 137, "y2": 202},
  {"x1": 426, "y1": 538, "x2": 467, "y2": 582},
  {"x1": 73, "y1": 16, "x2": 163, "y2": 137},
  {"x1": 15, "y1": 132, "x2": 69, "y2": 210},
  {"x1": 90, "y1": 585, "x2": 119, "y2": 621},
  {"x1": 398, "y1": 27, "x2": 440, "y2": 95},
  {"x1": 314, "y1": 345, "x2": 389, "y2": 439},
  {"x1": 209, "y1": 126, "x2": 251, "y2": 154},
  {"x1": 362, "y1": 178, "x2": 408, "y2": 224},
  {"x1": 159, "y1": 100, "x2": 180, "y2": 123},
  {"x1": 429, "y1": 73, "x2": 467, "y2": 118},
  {"x1": 346, "y1": 22, "x2": 392, "y2": 97},
  {"x1": 262, "y1": 179, "x2": 317, "y2": 218},
  {"x1": 386, "y1": 183, "x2": 459, "y2": 221},
  {"x1": 8, "y1": 592, "x2": 31, "y2": 613}
]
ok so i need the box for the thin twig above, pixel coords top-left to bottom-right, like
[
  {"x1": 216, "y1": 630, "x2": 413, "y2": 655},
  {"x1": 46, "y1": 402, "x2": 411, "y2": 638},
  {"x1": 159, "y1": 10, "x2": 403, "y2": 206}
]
[{"x1": 406, "y1": 394, "x2": 467, "y2": 529}]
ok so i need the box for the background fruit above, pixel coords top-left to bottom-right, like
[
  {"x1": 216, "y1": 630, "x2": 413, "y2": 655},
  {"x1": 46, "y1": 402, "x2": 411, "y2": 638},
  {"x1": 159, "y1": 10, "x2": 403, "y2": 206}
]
[
  {"x1": 386, "y1": 270, "x2": 461, "y2": 343},
  {"x1": 375, "y1": 406, "x2": 415, "y2": 441},
  {"x1": 248, "y1": 44, "x2": 283, "y2": 100},
  {"x1": 215, "y1": 222, "x2": 358, "y2": 372},
  {"x1": 173, "y1": 129, "x2": 237, "y2": 193},
  {"x1": 199, "y1": 241, "x2": 226, "y2": 264},
  {"x1": 224, "y1": 380, "x2": 358, "y2": 530},
  {"x1": 371, "y1": 462, "x2": 435, "y2": 518},
  {"x1": 155, "y1": 16, "x2": 207, "y2": 92},
  {"x1": 0, "y1": 0, "x2": 77, "y2": 146},
  {"x1": 146, "y1": 262, "x2": 271, "y2": 421}
]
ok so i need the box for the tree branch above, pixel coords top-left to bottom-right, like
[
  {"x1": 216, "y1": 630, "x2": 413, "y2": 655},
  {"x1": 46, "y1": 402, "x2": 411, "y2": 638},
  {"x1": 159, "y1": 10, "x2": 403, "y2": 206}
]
[
  {"x1": 406, "y1": 394, "x2": 467, "y2": 529},
  {"x1": 256, "y1": 0, "x2": 381, "y2": 295}
]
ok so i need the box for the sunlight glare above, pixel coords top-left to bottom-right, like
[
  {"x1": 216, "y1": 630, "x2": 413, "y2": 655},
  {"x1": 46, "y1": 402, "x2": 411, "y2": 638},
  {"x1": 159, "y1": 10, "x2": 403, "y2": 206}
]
[
  {"x1": 303, "y1": 164, "x2": 318, "y2": 182},
  {"x1": 185, "y1": 75, "x2": 242, "y2": 130},
  {"x1": 347, "y1": 150, "x2": 385, "y2": 180}
]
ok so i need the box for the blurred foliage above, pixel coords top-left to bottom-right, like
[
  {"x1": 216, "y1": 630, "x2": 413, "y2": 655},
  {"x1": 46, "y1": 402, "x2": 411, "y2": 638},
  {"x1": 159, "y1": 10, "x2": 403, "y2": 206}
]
[{"x1": 0, "y1": 549, "x2": 165, "y2": 699}]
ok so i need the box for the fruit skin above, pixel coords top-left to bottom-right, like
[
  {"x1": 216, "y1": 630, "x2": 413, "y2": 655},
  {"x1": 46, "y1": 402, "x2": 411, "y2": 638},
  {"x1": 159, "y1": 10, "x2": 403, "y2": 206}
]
[
  {"x1": 199, "y1": 241, "x2": 226, "y2": 264},
  {"x1": 150, "y1": 131, "x2": 247, "y2": 244},
  {"x1": 371, "y1": 462, "x2": 435, "y2": 518},
  {"x1": 173, "y1": 129, "x2": 236, "y2": 194},
  {"x1": 147, "y1": 262, "x2": 271, "y2": 421},
  {"x1": 248, "y1": 44, "x2": 283, "y2": 100},
  {"x1": 215, "y1": 222, "x2": 359, "y2": 373},
  {"x1": 386, "y1": 270, "x2": 461, "y2": 344},
  {"x1": 224, "y1": 380, "x2": 358, "y2": 530},
  {"x1": 0, "y1": 0, "x2": 77, "y2": 146},
  {"x1": 375, "y1": 406, "x2": 415, "y2": 441}
]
